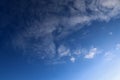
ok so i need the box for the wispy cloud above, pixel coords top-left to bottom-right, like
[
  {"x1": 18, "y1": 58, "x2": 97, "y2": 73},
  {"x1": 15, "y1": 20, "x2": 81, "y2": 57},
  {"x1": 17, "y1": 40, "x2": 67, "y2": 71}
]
[
  {"x1": 58, "y1": 45, "x2": 70, "y2": 57},
  {"x1": 12, "y1": 0, "x2": 120, "y2": 63},
  {"x1": 85, "y1": 47, "x2": 98, "y2": 59},
  {"x1": 104, "y1": 51, "x2": 115, "y2": 61}
]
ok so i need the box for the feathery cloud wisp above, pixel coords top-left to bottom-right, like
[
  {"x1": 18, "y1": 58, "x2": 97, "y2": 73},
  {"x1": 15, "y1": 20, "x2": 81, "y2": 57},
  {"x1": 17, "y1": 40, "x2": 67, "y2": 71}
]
[{"x1": 85, "y1": 48, "x2": 98, "y2": 59}]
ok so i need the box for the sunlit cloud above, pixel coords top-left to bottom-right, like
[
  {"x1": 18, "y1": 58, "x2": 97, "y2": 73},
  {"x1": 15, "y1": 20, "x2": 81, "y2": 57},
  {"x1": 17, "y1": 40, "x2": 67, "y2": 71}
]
[
  {"x1": 70, "y1": 57, "x2": 76, "y2": 63},
  {"x1": 85, "y1": 47, "x2": 98, "y2": 59}
]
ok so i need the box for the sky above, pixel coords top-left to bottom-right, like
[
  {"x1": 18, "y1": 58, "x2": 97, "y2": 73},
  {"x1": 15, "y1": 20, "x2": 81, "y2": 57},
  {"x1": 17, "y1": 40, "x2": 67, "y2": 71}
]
[{"x1": 0, "y1": 0, "x2": 120, "y2": 80}]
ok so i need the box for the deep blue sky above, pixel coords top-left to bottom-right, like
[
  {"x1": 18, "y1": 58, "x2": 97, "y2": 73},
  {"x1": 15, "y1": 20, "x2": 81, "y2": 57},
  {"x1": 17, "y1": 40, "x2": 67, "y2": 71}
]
[{"x1": 0, "y1": 0, "x2": 120, "y2": 80}]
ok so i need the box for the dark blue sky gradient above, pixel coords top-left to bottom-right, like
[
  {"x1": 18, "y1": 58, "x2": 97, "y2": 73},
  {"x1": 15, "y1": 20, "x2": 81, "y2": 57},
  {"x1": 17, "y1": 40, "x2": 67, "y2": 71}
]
[{"x1": 1, "y1": 0, "x2": 120, "y2": 80}]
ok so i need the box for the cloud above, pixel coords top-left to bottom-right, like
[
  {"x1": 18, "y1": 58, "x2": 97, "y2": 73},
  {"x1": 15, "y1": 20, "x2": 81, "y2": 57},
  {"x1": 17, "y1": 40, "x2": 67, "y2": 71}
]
[
  {"x1": 100, "y1": 0, "x2": 120, "y2": 9},
  {"x1": 11, "y1": 0, "x2": 120, "y2": 63},
  {"x1": 74, "y1": 49, "x2": 81, "y2": 55},
  {"x1": 103, "y1": 43, "x2": 120, "y2": 62},
  {"x1": 85, "y1": 47, "x2": 98, "y2": 59},
  {"x1": 108, "y1": 32, "x2": 113, "y2": 35},
  {"x1": 104, "y1": 51, "x2": 115, "y2": 61},
  {"x1": 58, "y1": 45, "x2": 70, "y2": 57},
  {"x1": 70, "y1": 57, "x2": 76, "y2": 63}
]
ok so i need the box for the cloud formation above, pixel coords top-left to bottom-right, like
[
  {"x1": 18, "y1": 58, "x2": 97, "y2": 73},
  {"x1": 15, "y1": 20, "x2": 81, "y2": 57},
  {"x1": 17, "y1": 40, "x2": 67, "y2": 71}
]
[
  {"x1": 11, "y1": 0, "x2": 120, "y2": 63},
  {"x1": 85, "y1": 47, "x2": 98, "y2": 59},
  {"x1": 70, "y1": 57, "x2": 76, "y2": 63},
  {"x1": 58, "y1": 45, "x2": 70, "y2": 57},
  {"x1": 104, "y1": 51, "x2": 115, "y2": 61}
]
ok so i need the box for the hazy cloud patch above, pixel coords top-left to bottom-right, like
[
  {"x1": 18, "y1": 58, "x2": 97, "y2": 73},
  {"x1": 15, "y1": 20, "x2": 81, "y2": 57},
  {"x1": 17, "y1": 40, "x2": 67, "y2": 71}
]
[
  {"x1": 58, "y1": 45, "x2": 70, "y2": 57},
  {"x1": 104, "y1": 51, "x2": 116, "y2": 61},
  {"x1": 85, "y1": 47, "x2": 98, "y2": 59}
]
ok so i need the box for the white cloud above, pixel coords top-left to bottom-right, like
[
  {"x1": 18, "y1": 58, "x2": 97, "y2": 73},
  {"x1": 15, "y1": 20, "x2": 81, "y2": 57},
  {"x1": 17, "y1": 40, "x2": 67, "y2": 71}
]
[
  {"x1": 85, "y1": 47, "x2": 98, "y2": 59},
  {"x1": 100, "y1": 0, "x2": 120, "y2": 9},
  {"x1": 70, "y1": 57, "x2": 76, "y2": 63},
  {"x1": 58, "y1": 45, "x2": 70, "y2": 57}
]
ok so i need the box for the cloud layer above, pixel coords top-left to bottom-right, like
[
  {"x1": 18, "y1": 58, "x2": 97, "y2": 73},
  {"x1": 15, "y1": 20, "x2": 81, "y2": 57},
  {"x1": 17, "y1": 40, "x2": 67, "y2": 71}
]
[{"x1": 10, "y1": 0, "x2": 120, "y2": 63}]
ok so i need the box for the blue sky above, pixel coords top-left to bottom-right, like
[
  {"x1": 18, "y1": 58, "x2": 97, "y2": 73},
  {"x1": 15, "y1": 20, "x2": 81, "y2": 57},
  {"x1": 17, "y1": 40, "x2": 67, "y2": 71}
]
[{"x1": 0, "y1": 0, "x2": 120, "y2": 80}]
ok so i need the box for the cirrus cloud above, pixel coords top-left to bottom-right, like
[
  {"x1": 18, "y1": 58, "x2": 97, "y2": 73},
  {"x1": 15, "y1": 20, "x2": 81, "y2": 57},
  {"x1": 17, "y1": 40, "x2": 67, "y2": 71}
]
[{"x1": 11, "y1": 0, "x2": 120, "y2": 63}]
